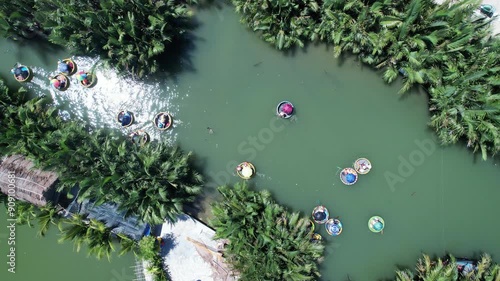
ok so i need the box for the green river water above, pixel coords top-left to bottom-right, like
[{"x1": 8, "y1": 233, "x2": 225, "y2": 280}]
[{"x1": 1, "y1": 3, "x2": 499, "y2": 281}]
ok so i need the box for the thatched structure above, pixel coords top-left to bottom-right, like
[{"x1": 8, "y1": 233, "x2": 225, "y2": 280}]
[{"x1": 0, "y1": 155, "x2": 59, "y2": 206}]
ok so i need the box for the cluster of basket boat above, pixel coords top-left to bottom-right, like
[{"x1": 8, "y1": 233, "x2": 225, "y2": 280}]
[
  {"x1": 308, "y1": 205, "x2": 385, "y2": 241},
  {"x1": 237, "y1": 101, "x2": 374, "y2": 185},
  {"x1": 11, "y1": 59, "x2": 173, "y2": 145},
  {"x1": 238, "y1": 102, "x2": 384, "y2": 239},
  {"x1": 238, "y1": 157, "x2": 372, "y2": 185},
  {"x1": 118, "y1": 111, "x2": 173, "y2": 146},
  {"x1": 11, "y1": 59, "x2": 96, "y2": 90}
]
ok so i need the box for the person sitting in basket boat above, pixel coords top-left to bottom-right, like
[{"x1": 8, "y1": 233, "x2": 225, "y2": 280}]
[
  {"x1": 11, "y1": 66, "x2": 29, "y2": 81},
  {"x1": 328, "y1": 221, "x2": 341, "y2": 235},
  {"x1": 370, "y1": 218, "x2": 383, "y2": 232},
  {"x1": 77, "y1": 71, "x2": 90, "y2": 86},
  {"x1": 130, "y1": 132, "x2": 141, "y2": 144},
  {"x1": 120, "y1": 111, "x2": 132, "y2": 127},
  {"x1": 342, "y1": 170, "x2": 357, "y2": 183},
  {"x1": 57, "y1": 75, "x2": 67, "y2": 87},
  {"x1": 313, "y1": 211, "x2": 327, "y2": 222},
  {"x1": 51, "y1": 77, "x2": 66, "y2": 90},
  {"x1": 279, "y1": 102, "x2": 293, "y2": 118},
  {"x1": 58, "y1": 60, "x2": 73, "y2": 74},
  {"x1": 157, "y1": 114, "x2": 170, "y2": 129}
]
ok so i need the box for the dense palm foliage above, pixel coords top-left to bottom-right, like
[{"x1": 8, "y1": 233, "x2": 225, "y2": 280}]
[
  {"x1": 395, "y1": 254, "x2": 500, "y2": 281},
  {"x1": 234, "y1": 0, "x2": 322, "y2": 49},
  {"x1": 1, "y1": 0, "x2": 195, "y2": 77},
  {"x1": 58, "y1": 214, "x2": 118, "y2": 260},
  {"x1": 211, "y1": 182, "x2": 324, "y2": 281},
  {"x1": 232, "y1": 0, "x2": 500, "y2": 160},
  {"x1": 138, "y1": 236, "x2": 170, "y2": 281},
  {"x1": 0, "y1": 1, "x2": 43, "y2": 40},
  {"x1": 0, "y1": 199, "x2": 138, "y2": 260},
  {"x1": 0, "y1": 79, "x2": 203, "y2": 224}
]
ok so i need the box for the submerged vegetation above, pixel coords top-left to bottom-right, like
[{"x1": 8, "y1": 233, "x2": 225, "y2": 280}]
[
  {"x1": 0, "y1": 79, "x2": 203, "y2": 224},
  {"x1": 211, "y1": 182, "x2": 325, "y2": 281},
  {"x1": 394, "y1": 254, "x2": 500, "y2": 280},
  {"x1": 232, "y1": 0, "x2": 500, "y2": 160}
]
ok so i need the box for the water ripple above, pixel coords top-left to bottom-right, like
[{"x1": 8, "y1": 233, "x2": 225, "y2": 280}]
[{"x1": 26, "y1": 56, "x2": 181, "y2": 144}]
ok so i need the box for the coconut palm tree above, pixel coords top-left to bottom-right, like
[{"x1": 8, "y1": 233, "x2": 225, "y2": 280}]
[
  {"x1": 0, "y1": 1, "x2": 44, "y2": 40},
  {"x1": 13, "y1": 201, "x2": 37, "y2": 227},
  {"x1": 394, "y1": 254, "x2": 500, "y2": 281},
  {"x1": 58, "y1": 214, "x2": 90, "y2": 253},
  {"x1": 116, "y1": 233, "x2": 137, "y2": 256},
  {"x1": 211, "y1": 182, "x2": 324, "y2": 281},
  {"x1": 59, "y1": 214, "x2": 117, "y2": 260},
  {"x1": 36, "y1": 203, "x2": 61, "y2": 236},
  {"x1": 85, "y1": 218, "x2": 116, "y2": 260},
  {"x1": 1, "y1": 81, "x2": 203, "y2": 225},
  {"x1": 232, "y1": 0, "x2": 321, "y2": 50},
  {"x1": 32, "y1": 0, "x2": 195, "y2": 77}
]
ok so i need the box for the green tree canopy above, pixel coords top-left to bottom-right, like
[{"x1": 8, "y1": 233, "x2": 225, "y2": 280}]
[
  {"x1": 28, "y1": 0, "x2": 195, "y2": 77},
  {"x1": 211, "y1": 182, "x2": 324, "y2": 281},
  {"x1": 395, "y1": 254, "x2": 500, "y2": 281},
  {"x1": 230, "y1": 0, "x2": 499, "y2": 160},
  {"x1": 0, "y1": 78, "x2": 203, "y2": 225}
]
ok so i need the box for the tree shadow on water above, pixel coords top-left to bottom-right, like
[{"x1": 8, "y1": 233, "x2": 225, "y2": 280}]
[
  {"x1": 155, "y1": 29, "x2": 201, "y2": 82},
  {"x1": 195, "y1": 0, "x2": 230, "y2": 10},
  {"x1": 15, "y1": 37, "x2": 65, "y2": 66},
  {"x1": 154, "y1": 0, "x2": 230, "y2": 81}
]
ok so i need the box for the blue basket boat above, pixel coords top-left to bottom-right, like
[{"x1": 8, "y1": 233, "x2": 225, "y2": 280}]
[
  {"x1": 58, "y1": 58, "x2": 77, "y2": 76},
  {"x1": 117, "y1": 111, "x2": 134, "y2": 127},
  {"x1": 340, "y1": 167, "x2": 358, "y2": 185},
  {"x1": 325, "y1": 218, "x2": 343, "y2": 236}
]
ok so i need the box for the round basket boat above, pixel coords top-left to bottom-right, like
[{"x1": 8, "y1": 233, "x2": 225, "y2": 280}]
[
  {"x1": 11, "y1": 65, "x2": 32, "y2": 83},
  {"x1": 117, "y1": 111, "x2": 135, "y2": 127},
  {"x1": 236, "y1": 162, "x2": 256, "y2": 179},
  {"x1": 77, "y1": 71, "x2": 97, "y2": 88},
  {"x1": 129, "y1": 130, "x2": 150, "y2": 146},
  {"x1": 325, "y1": 218, "x2": 343, "y2": 236},
  {"x1": 311, "y1": 233, "x2": 322, "y2": 243},
  {"x1": 354, "y1": 158, "x2": 372, "y2": 174},
  {"x1": 276, "y1": 101, "x2": 294, "y2": 119},
  {"x1": 456, "y1": 259, "x2": 477, "y2": 274},
  {"x1": 340, "y1": 167, "x2": 358, "y2": 186},
  {"x1": 368, "y1": 216, "x2": 385, "y2": 233},
  {"x1": 49, "y1": 74, "x2": 70, "y2": 91},
  {"x1": 58, "y1": 58, "x2": 77, "y2": 76},
  {"x1": 311, "y1": 205, "x2": 329, "y2": 224},
  {"x1": 153, "y1": 112, "x2": 173, "y2": 131}
]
